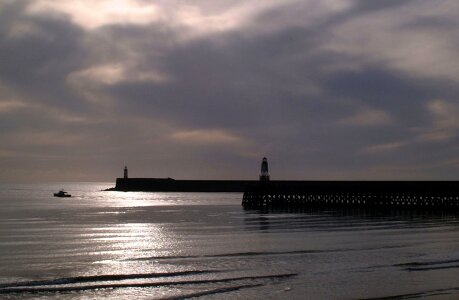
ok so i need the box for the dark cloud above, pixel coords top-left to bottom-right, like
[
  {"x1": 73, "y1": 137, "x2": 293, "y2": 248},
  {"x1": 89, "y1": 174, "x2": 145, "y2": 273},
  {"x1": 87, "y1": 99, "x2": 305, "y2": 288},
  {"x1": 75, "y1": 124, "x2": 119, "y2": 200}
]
[
  {"x1": 1, "y1": 0, "x2": 459, "y2": 182},
  {"x1": 0, "y1": 2, "x2": 89, "y2": 115},
  {"x1": 351, "y1": 0, "x2": 416, "y2": 13}
]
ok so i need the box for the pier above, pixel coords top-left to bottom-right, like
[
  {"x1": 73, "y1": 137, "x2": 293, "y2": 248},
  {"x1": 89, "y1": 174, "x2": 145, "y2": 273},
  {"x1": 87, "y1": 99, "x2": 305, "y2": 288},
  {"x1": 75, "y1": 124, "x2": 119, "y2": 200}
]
[
  {"x1": 113, "y1": 177, "x2": 258, "y2": 192},
  {"x1": 241, "y1": 181, "x2": 459, "y2": 209},
  {"x1": 110, "y1": 159, "x2": 459, "y2": 210},
  {"x1": 241, "y1": 158, "x2": 459, "y2": 209}
]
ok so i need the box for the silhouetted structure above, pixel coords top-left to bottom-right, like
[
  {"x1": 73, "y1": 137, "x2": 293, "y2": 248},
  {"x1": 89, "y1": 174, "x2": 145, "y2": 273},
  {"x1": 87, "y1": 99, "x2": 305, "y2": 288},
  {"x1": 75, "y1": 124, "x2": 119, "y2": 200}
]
[
  {"x1": 109, "y1": 159, "x2": 459, "y2": 210},
  {"x1": 113, "y1": 177, "x2": 257, "y2": 192},
  {"x1": 53, "y1": 189, "x2": 71, "y2": 197},
  {"x1": 259, "y1": 157, "x2": 270, "y2": 181},
  {"x1": 124, "y1": 166, "x2": 128, "y2": 179},
  {"x1": 242, "y1": 181, "x2": 459, "y2": 209}
]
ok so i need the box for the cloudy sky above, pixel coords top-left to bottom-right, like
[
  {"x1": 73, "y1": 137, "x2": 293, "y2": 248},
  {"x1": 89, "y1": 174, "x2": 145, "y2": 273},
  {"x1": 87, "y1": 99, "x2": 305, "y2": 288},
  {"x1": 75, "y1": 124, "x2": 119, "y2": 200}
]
[{"x1": 1, "y1": 0, "x2": 459, "y2": 182}]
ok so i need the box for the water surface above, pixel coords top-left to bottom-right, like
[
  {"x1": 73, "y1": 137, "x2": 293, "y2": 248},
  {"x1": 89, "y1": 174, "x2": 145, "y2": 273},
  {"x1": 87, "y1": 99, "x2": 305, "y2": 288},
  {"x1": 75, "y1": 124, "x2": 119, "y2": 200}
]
[{"x1": 1, "y1": 183, "x2": 459, "y2": 299}]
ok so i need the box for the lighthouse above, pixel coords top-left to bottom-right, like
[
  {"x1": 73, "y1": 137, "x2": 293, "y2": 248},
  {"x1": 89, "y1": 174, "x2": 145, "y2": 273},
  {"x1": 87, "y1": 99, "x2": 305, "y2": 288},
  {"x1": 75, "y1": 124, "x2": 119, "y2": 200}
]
[
  {"x1": 259, "y1": 157, "x2": 270, "y2": 181},
  {"x1": 124, "y1": 166, "x2": 128, "y2": 179}
]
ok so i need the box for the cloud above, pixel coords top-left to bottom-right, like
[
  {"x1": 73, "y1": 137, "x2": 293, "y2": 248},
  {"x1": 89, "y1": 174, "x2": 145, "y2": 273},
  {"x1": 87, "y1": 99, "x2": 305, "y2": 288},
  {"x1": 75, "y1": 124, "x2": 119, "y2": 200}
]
[
  {"x1": 27, "y1": 0, "x2": 161, "y2": 29},
  {"x1": 26, "y1": 0, "x2": 307, "y2": 39},
  {"x1": 0, "y1": 99, "x2": 25, "y2": 113},
  {"x1": 417, "y1": 99, "x2": 459, "y2": 142},
  {"x1": 4, "y1": 131, "x2": 85, "y2": 147},
  {"x1": 362, "y1": 142, "x2": 407, "y2": 154},
  {"x1": 171, "y1": 129, "x2": 245, "y2": 145},
  {"x1": 322, "y1": 1, "x2": 459, "y2": 82},
  {"x1": 67, "y1": 64, "x2": 171, "y2": 86},
  {"x1": 340, "y1": 107, "x2": 393, "y2": 126},
  {"x1": 1, "y1": 0, "x2": 459, "y2": 181}
]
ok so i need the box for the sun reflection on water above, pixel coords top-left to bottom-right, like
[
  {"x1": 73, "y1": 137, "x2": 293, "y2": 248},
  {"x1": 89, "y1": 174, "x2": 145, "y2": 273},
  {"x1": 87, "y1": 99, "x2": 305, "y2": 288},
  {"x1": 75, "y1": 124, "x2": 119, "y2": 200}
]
[{"x1": 78, "y1": 220, "x2": 186, "y2": 279}]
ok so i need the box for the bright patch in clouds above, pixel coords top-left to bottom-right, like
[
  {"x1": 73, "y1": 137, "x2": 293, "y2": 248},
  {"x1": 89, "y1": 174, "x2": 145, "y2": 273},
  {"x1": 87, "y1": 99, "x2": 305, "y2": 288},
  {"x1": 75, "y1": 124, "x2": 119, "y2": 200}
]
[
  {"x1": 419, "y1": 99, "x2": 459, "y2": 142},
  {"x1": 26, "y1": 0, "x2": 258, "y2": 34},
  {"x1": 341, "y1": 107, "x2": 393, "y2": 126},
  {"x1": 0, "y1": 99, "x2": 25, "y2": 113},
  {"x1": 69, "y1": 64, "x2": 125, "y2": 85},
  {"x1": 171, "y1": 129, "x2": 244, "y2": 145},
  {"x1": 362, "y1": 142, "x2": 407, "y2": 154},
  {"x1": 67, "y1": 64, "x2": 170, "y2": 86},
  {"x1": 25, "y1": 0, "x2": 353, "y2": 37},
  {"x1": 27, "y1": 0, "x2": 160, "y2": 29}
]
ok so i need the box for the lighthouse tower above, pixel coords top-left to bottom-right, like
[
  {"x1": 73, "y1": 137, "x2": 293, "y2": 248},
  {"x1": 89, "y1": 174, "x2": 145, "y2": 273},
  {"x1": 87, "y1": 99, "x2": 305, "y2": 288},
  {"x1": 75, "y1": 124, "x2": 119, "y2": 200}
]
[
  {"x1": 124, "y1": 166, "x2": 128, "y2": 179},
  {"x1": 259, "y1": 157, "x2": 270, "y2": 181}
]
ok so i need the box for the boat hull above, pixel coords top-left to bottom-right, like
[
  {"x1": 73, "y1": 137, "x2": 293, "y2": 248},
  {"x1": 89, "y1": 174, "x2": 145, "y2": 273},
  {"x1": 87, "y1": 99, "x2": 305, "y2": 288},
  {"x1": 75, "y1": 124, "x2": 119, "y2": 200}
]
[{"x1": 54, "y1": 193, "x2": 71, "y2": 197}]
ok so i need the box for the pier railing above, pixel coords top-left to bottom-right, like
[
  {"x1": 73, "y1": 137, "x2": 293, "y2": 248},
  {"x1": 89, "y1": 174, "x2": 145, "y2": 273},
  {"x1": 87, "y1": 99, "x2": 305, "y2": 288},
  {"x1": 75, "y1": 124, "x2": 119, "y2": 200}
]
[{"x1": 242, "y1": 181, "x2": 459, "y2": 210}]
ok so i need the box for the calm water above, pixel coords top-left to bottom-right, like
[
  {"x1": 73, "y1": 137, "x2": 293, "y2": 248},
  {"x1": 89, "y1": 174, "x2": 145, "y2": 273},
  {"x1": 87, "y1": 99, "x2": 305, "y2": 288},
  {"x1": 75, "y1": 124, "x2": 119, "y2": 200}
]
[{"x1": 1, "y1": 183, "x2": 459, "y2": 299}]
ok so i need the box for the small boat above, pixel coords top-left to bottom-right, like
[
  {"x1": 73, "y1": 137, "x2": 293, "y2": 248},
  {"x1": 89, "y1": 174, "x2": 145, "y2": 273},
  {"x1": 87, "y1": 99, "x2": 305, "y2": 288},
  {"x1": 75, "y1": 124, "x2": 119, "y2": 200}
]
[{"x1": 54, "y1": 190, "x2": 71, "y2": 197}]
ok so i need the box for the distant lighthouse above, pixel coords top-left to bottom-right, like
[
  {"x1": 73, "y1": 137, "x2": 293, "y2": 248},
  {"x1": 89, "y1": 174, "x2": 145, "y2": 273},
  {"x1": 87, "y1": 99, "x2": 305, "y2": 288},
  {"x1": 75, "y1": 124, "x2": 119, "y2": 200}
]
[
  {"x1": 124, "y1": 166, "x2": 128, "y2": 179},
  {"x1": 259, "y1": 157, "x2": 270, "y2": 181}
]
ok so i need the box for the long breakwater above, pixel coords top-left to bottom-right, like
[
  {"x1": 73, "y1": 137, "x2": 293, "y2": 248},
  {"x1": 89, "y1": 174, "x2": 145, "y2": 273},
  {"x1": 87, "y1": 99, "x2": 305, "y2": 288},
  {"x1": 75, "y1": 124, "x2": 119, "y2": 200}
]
[{"x1": 110, "y1": 178, "x2": 459, "y2": 210}]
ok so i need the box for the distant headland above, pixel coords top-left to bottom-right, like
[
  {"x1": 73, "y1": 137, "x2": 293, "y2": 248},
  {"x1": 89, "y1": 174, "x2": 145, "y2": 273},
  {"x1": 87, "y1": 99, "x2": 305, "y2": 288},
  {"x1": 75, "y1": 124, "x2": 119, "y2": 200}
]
[{"x1": 106, "y1": 158, "x2": 459, "y2": 210}]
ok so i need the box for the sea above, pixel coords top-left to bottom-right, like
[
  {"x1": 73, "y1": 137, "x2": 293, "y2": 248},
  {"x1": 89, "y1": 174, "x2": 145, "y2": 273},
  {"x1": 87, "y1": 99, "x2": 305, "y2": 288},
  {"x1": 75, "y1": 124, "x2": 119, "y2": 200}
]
[{"x1": 1, "y1": 182, "x2": 459, "y2": 299}]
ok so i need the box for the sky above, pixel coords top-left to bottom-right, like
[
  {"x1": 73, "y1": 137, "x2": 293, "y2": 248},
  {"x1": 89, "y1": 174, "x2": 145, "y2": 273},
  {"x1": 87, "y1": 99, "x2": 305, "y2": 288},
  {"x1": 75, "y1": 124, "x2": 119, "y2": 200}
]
[{"x1": 1, "y1": 0, "x2": 459, "y2": 182}]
